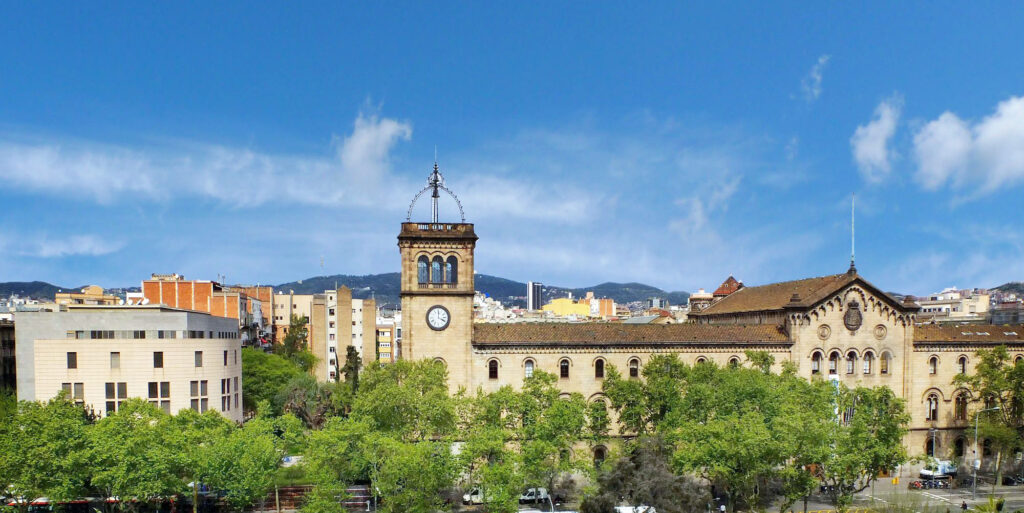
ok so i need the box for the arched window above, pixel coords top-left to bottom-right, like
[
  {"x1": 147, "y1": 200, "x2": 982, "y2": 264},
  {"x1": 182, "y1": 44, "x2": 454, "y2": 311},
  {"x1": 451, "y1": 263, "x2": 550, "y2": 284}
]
[
  {"x1": 560, "y1": 358, "x2": 570, "y2": 379},
  {"x1": 524, "y1": 359, "x2": 534, "y2": 379},
  {"x1": 595, "y1": 358, "x2": 605, "y2": 379},
  {"x1": 954, "y1": 437, "x2": 966, "y2": 457},
  {"x1": 863, "y1": 351, "x2": 874, "y2": 374},
  {"x1": 445, "y1": 256, "x2": 458, "y2": 284},
  {"x1": 846, "y1": 351, "x2": 857, "y2": 375},
  {"x1": 955, "y1": 393, "x2": 968, "y2": 421},
  {"x1": 417, "y1": 256, "x2": 429, "y2": 284},
  {"x1": 811, "y1": 351, "x2": 823, "y2": 375},
  {"x1": 696, "y1": 356, "x2": 708, "y2": 365},
  {"x1": 594, "y1": 445, "x2": 607, "y2": 467},
  {"x1": 628, "y1": 358, "x2": 640, "y2": 378},
  {"x1": 828, "y1": 352, "x2": 840, "y2": 375},
  {"x1": 1015, "y1": 355, "x2": 1023, "y2": 365},
  {"x1": 926, "y1": 393, "x2": 939, "y2": 421},
  {"x1": 925, "y1": 436, "x2": 936, "y2": 457},
  {"x1": 928, "y1": 356, "x2": 938, "y2": 375},
  {"x1": 430, "y1": 256, "x2": 443, "y2": 283},
  {"x1": 880, "y1": 352, "x2": 891, "y2": 375},
  {"x1": 488, "y1": 360, "x2": 499, "y2": 380},
  {"x1": 728, "y1": 356, "x2": 740, "y2": 369},
  {"x1": 958, "y1": 355, "x2": 968, "y2": 375}
]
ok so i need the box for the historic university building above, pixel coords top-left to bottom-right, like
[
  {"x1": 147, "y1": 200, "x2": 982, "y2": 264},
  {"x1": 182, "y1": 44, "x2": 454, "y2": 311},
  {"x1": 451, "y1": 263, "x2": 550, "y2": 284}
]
[{"x1": 397, "y1": 168, "x2": 1024, "y2": 465}]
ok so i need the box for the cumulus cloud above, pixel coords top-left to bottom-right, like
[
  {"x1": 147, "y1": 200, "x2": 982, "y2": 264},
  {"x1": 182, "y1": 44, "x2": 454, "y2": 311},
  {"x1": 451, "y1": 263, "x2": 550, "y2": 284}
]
[
  {"x1": 913, "y1": 95, "x2": 1024, "y2": 196},
  {"x1": 0, "y1": 110, "x2": 413, "y2": 207},
  {"x1": 850, "y1": 95, "x2": 902, "y2": 182},
  {"x1": 800, "y1": 55, "x2": 831, "y2": 103}
]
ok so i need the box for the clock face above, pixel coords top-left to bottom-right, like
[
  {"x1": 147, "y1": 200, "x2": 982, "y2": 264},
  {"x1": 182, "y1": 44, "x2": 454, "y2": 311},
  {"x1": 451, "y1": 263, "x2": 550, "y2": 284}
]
[{"x1": 426, "y1": 305, "x2": 451, "y2": 331}]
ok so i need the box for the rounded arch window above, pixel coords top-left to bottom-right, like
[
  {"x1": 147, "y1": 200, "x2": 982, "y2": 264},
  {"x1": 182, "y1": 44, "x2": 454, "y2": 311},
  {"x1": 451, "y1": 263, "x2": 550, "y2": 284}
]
[
  {"x1": 928, "y1": 356, "x2": 938, "y2": 375},
  {"x1": 433, "y1": 357, "x2": 447, "y2": 367},
  {"x1": 417, "y1": 256, "x2": 429, "y2": 284},
  {"x1": 846, "y1": 351, "x2": 857, "y2": 375},
  {"x1": 628, "y1": 358, "x2": 640, "y2": 378},
  {"x1": 954, "y1": 436, "x2": 966, "y2": 457},
  {"x1": 955, "y1": 393, "x2": 969, "y2": 421},
  {"x1": 524, "y1": 359, "x2": 535, "y2": 379},
  {"x1": 926, "y1": 393, "x2": 939, "y2": 421},
  {"x1": 430, "y1": 256, "x2": 443, "y2": 283},
  {"x1": 445, "y1": 256, "x2": 458, "y2": 284},
  {"x1": 488, "y1": 359, "x2": 499, "y2": 380},
  {"x1": 880, "y1": 352, "x2": 892, "y2": 375},
  {"x1": 811, "y1": 351, "x2": 823, "y2": 375},
  {"x1": 696, "y1": 356, "x2": 708, "y2": 365},
  {"x1": 593, "y1": 445, "x2": 607, "y2": 467},
  {"x1": 862, "y1": 351, "x2": 874, "y2": 374},
  {"x1": 728, "y1": 356, "x2": 740, "y2": 369},
  {"x1": 1015, "y1": 355, "x2": 1023, "y2": 365},
  {"x1": 925, "y1": 435, "x2": 936, "y2": 457},
  {"x1": 559, "y1": 358, "x2": 570, "y2": 379},
  {"x1": 828, "y1": 351, "x2": 840, "y2": 375},
  {"x1": 958, "y1": 355, "x2": 968, "y2": 375},
  {"x1": 594, "y1": 358, "x2": 605, "y2": 379}
]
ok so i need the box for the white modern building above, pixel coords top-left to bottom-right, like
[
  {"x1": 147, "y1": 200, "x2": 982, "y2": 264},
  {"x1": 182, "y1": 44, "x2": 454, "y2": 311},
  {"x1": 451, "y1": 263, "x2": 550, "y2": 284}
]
[
  {"x1": 15, "y1": 305, "x2": 243, "y2": 422},
  {"x1": 916, "y1": 287, "x2": 990, "y2": 323}
]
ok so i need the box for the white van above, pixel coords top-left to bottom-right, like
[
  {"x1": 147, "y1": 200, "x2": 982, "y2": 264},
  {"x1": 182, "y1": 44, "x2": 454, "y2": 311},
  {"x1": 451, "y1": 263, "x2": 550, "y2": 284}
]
[{"x1": 520, "y1": 488, "x2": 550, "y2": 504}]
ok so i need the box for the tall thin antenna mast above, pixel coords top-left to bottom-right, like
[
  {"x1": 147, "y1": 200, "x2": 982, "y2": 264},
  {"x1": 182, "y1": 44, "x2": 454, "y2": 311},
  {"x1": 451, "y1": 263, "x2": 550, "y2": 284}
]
[{"x1": 849, "y1": 193, "x2": 856, "y2": 273}]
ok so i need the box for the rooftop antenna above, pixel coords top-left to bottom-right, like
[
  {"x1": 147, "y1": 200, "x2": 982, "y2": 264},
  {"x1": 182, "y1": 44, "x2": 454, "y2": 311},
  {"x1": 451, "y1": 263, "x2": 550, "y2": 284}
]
[
  {"x1": 405, "y1": 156, "x2": 466, "y2": 222},
  {"x1": 849, "y1": 193, "x2": 856, "y2": 274}
]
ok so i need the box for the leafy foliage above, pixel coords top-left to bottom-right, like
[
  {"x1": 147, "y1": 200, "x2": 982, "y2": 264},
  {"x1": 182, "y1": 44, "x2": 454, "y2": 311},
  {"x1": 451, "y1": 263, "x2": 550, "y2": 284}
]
[{"x1": 241, "y1": 347, "x2": 307, "y2": 413}]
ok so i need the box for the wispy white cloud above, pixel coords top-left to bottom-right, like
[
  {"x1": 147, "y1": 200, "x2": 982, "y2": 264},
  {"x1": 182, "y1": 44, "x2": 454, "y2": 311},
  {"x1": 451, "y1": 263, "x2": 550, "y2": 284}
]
[
  {"x1": 0, "y1": 110, "x2": 413, "y2": 208},
  {"x1": 0, "y1": 233, "x2": 123, "y2": 258},
  {"x1": 850, "y1": 94, "x2": 902, "y2": 182},
  {"x1": 913, "y1": 95, "x2": 1024, "y2": 197},
  {"x1": 800, "y1": 55, "x2": 831, "y2": 103}
]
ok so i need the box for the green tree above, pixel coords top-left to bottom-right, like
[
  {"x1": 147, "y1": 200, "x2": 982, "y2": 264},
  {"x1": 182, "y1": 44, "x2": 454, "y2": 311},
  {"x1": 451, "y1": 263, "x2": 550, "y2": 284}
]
[
  {"x1": 602, "y1": 354, "x2": 689, "y2": 435},
  {"x1": 0, "y1": 395, "x2": 92, "y2": 512},
  {"x1": 581, "y1": 435, "x2": 709, "y2": 513},
  {"x1": 816, "y1": 385, "x2": 910, "y2": 513},
  {"x1": 241, "y1": 348, "x2": 306, "y2": 413},
  {"x1": 169, "y1": 408, "x2": 234, "y2": 513},
  {"x1": 953, "y1": 345, "x2": 1024, "y2": 488},
  {"x1": 204, "y1": 421, "x2": 281, "y2": 510},
  {"x1": 89, "y1": 399, "x2": 181, "y2": 512},
  {"x1": 277, "y1": 374, "x2": 340, "y2": 430},
  {"x1": 351, "y1": 359, "x2": 456, "y2": 441},
  {"x1": 275, "y1": 315, "x2": 318, "y2": 371}
]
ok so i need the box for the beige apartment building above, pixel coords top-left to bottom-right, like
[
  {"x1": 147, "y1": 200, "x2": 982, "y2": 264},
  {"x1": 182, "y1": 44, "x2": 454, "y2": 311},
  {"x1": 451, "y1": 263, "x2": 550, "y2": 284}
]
[
  {"x1": 272, "y1": 292, "x2": 313, "y2": 342},
  {"x1": 309, "y1": 287, "x2": 375, "y2": 381},
  {"x1": 15, "y1": 305, "x2": 243, "y2": 422},
  {"x1": 55, "y1": 285, "x2": 119, "y2": 306}
]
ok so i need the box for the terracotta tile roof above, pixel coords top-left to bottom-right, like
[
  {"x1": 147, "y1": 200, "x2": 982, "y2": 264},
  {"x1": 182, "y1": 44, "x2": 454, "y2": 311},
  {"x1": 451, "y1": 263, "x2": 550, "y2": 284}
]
[
  {"x1": 713, "y1": 276, "x2": 743, "y2": 297},
  {"x1": 472, "y1": 322, "x2": 789, "y2": 346},
  {"x1": 914, "y1": 324, "x2": 1024, "y2": 344},
  {"x1": 695, "y1": 273, "x2": 855, "y2": 316}
]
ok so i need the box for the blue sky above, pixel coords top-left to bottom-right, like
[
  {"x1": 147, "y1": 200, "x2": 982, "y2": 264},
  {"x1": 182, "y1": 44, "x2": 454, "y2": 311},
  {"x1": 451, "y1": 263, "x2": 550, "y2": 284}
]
[{"x1": 1, "y1": 3, "x2": 1023, "y2": 295}]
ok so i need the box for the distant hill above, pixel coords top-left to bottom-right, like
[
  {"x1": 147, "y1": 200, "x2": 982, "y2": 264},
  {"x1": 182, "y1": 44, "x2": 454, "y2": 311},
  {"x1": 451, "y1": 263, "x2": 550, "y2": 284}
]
[
  {"x1": 273, "y1": 273, "x2": 689, "y2": 308},
  {"x1": 0, "y1": 281, "x2": 73, "y2": 299},
  {"x1": 993, "y1": 282, "x2": 1024, "y2": 295}
]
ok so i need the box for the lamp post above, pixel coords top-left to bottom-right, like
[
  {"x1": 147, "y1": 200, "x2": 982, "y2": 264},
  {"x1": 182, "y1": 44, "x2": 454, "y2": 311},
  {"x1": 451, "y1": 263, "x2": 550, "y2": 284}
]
[{"x1": 973, "y1": 406, "x2": 1000, "y2": 499}]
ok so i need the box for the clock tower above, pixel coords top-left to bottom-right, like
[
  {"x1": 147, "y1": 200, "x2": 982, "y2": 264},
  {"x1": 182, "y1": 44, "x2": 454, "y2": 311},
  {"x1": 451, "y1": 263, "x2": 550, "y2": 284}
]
[{"x1": 398, "y1": 163, "x2": 477, "y2": 388}]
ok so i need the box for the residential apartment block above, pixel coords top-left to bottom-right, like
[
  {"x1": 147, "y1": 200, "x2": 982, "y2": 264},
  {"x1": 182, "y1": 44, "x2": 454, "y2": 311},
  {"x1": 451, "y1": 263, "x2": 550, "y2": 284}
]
[
  {"x1": 14, "y1": 305, "x2": 243, "y2": 422},
  {"x1": 142, "y1": 274, "x2": 264, "y2": 343},
  {"x1": 308, "y1": 287, "x2": 375, "y2": 381}
]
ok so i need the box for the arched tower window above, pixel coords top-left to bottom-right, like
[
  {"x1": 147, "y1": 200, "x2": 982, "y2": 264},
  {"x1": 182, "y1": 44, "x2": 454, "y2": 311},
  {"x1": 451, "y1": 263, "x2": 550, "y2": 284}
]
[
  {"x1": 488, "y1": 359, "x2": 499, "y2": 380},
  {"x1": 958, "y1": 355, "x2": 968, "y2": 375},
  {"x1": 880, "y1": 352, "x2": 892, "y2": 375},
  {"x1": 417, "y1": 256, "x2": 429, "y2": 284},
  {"x1": 559, "y1": 358, "x2": 570, "y2": 379},
  {"x1": 595, "y1": 358, "x2": 605, "y2": 379},
  {"x1": 524, "y1": 359, "x2": 534, "y2": 379},
  {"x1": 846, "y1": 351, "x2": 857, "y2": 375},
  {"x1": 926, "y1": 393, "x2": 939, "y2": 421},
  {"x1": 445, "y1": 256, "x2": 458, "y2": 284},
  {"x1": 928, "y1": 356, "x2": 938, "y2": 375},
  {"x1": 430, "y1": 256, "x2": 443, "y2": 283},
  {"x1": 863, "y1": 351, "x2": 874, "y2": 374},
  {"x1": 811, "y1": 351, "x2": 823, "y2": 374},
  {"x1": 628, "y1": 358, "x2": 640, "y2": 378}
]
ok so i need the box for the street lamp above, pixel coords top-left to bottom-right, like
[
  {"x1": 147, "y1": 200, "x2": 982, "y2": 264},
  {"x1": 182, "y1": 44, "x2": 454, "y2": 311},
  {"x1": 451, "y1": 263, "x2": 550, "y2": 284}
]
[{"x1": 973, "y1": 406, "x2": 1000, "y2": 499}]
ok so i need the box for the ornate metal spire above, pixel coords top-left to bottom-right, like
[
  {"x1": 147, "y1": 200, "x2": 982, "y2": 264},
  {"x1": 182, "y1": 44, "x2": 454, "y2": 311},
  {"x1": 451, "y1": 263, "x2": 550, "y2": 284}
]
[{"x1": 406, "y1": 160, "x2": 466, "y2": 222}]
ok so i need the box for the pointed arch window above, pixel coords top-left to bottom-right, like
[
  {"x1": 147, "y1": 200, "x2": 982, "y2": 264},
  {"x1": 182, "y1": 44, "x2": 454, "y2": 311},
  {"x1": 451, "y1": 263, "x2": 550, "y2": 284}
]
[
  {"x1": 445, "y1": 256, "x2": 458, "y2": 284},
  {"x1": 417, "y1": 256, "x2": 429, "y2": 284}
]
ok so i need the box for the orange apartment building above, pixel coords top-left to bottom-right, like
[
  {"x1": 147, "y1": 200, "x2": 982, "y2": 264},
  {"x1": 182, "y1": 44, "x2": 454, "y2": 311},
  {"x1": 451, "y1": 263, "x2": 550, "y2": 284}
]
[{"x1": 142, "y1": 274, "x2": 262, "y2": 343}]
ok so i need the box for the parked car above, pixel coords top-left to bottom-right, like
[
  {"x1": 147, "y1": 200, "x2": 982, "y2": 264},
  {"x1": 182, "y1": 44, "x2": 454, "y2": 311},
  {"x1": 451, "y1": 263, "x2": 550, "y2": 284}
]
[
  {"x1": 520, "y1": 488, "x2": 550, "y2": 504},
  {"x1": 462, "y1": 487, "x2": 487, "y2": 505},
  {"x1": 1002, "y1": 475, "x2": 1024, "y2": 486}
]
